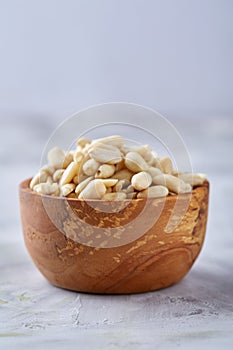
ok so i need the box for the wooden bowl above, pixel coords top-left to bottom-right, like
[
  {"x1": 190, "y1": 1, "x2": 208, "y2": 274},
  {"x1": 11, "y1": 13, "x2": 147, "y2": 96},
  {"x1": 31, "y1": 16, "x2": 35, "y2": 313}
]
[{"x1": 19, "y1": 178, "x2": 209, "y2": 294}]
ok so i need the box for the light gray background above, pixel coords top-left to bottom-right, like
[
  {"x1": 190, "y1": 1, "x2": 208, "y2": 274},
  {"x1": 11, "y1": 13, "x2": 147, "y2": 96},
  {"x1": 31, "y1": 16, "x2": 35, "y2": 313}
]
[
  {"x1": 0, "y1": 1, "x2": 233, "y2": 349},
  {"x1": 0, "y1": 0, "x2": 233, "y2": 121}
]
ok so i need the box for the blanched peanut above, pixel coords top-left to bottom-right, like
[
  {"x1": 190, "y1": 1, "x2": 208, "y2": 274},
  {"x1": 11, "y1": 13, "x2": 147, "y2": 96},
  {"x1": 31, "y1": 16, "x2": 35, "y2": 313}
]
[
  {"x1": 40, "y1": 165, "x2": 55, "y2": 175},
  {"x1": 82, "y1": 143, "x2": 91, "y2": 155},
  {"x1": 73, "y1": 175, "x2": 79, "y2": 185},
  {"x1": 30, "y1": 175, "x2": 38, "y2": 190},
  {"x1": 53, "y1": 169, "x2": 65, "y2": 182},
  {"x1": 148, "y1": 150, "x2": 158, "y2": 166},
  {"x1": 182, "y1": 183, "x2": 193, "y2": 193},
  {"x1": 121, "y1": 146, "x2": 132, "y2": 155},
  {"x1": 33, "y1": 182, "x2": 59, "y2": 195},
  {"x1": 75, "y1": 176, "x2": 94, "y2": 195},
  {"x1": 67, "y1": 193, "x2": 77, "y2": 199},
  {"x1": 102, "y1": 192, "x2": 127, "y2": 200},
  {"x1": 60, "y1": 161, "x2": 78, "y2": 186},
  {"x1": 92, "y1": 135, "x2": 124, "y2": 148},
  {"x1": 89, "y1": 143, "x2": 122, "y2": 164},
  {"x1": 113, "y1": 179, "x2": 130, "y2": 192},
  {"x1": 46, "y1": 176, "x2": 53, "y2": 184},
  {"x1": 153, "y1": 158, "x2": 163, "y2": 170},
  {"x1": 99, "y1": 179, "x2": 118, "y2": 187},
  {"x1": 83, "y1": 158, "x2": 100, "y2": 176},
  {"x1": 127, "y1": 192, "x2": 138, "y2": 199},
  {"x1": 76, "y1": 173, "x2": 89, "y2": 183},
  {"x1": 131, "y1": 172, "x2": 152, "y2": 191},
  {"x1": 115, "y1": 159, "x2": 125, "y2": 172},
  {"x1": 147, "y1": 167, "x2": 162, "y2": 178},
  {"x1": 125, "y1": 152, "x2": 148, "y2": 172},
  {"x1": 153, "y1": 174, "x2": 192, "y2": 194},
  {"x1": 30, "y1": 171, "x2": 48, "y2": 189},
  {"x1": 151, "y1": 151, "x2": 158, "y2": 159},
  {"x1": 137, "y1": 145, "x2": 153, "y2": 163},
  {"x1": 177, "y1": 173, "x2": 206, "y2": 186},
  {"x1": 47, "y1": 147, "x2": 65, "y2": 169},
  {"x1": 77, "y1": 137, "x2": 91, "y2": 148},
  {"x1": 73, "y1": 150, "x2": 84, "y2": 163},
  {"x1": 78, "y1": 179, "x2": 106, "y2": 199},
  {"x1": 53, "y1": 186, "x2": 60, "y2": 197},
  {"x1": 73, "y1": 172, "x2": 89, "y2": 185},
  {"x1": 125, "y1": 184, "x2": 134, "y2": 193},
  {"x1": 61, "y1": 183, "x2": 76, "y2": 197},
  {"x1": 63, "y1": 153, "x2": 73, "y2": 169},
  {"x1": 31, "y1": 135, "x2": 207, "y2": 200},
  {"x1": 96, "y1": 164, "x2": 115, "y2": 178},
  {"x1": 137, "y1": 185, "x2": 169, "y2": 198},
  {"x1": 113, "y1": 169, "x2": 134, "y2": 181},
  {"x1": 160, "y1": 157, "x2": 173, "y2": 174}
]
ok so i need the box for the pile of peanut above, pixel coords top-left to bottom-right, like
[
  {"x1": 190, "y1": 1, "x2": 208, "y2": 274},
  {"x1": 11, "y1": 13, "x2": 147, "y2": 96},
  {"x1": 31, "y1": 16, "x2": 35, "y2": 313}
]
[{"x1": 30, "y1": 135, "x2": 206, "y2": 200}]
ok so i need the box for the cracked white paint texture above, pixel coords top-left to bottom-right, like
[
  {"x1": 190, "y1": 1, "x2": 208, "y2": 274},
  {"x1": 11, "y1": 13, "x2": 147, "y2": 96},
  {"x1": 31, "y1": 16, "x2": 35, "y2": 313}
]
[{"x1": 0, "y1": 116, "x2": 233, "y2": 349}]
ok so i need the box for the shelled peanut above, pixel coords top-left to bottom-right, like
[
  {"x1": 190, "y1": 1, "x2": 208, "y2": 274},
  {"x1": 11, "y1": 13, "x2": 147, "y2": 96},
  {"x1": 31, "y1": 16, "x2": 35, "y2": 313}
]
[{"x1": 30, "y1": 135, "x2": 207, "y2": 199}]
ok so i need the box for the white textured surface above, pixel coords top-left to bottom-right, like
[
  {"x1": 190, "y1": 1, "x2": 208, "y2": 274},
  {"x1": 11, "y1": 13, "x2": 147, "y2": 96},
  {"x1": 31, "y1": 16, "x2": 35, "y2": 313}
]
[{"x1": 0, "y1": 116, "x2": 233, "y2": 349}]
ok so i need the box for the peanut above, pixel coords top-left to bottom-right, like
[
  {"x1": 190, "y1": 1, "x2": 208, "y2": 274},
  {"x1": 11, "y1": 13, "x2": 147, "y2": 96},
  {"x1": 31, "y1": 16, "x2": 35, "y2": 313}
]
[
  {"x1": 31, "y1": 134, "x2": 207, "y2": 200},
  {"x1": 125, "y1": 152, "x2": 148, "y2": 172},
  {"x1": 115, "y1": 159, "x2": 125, "y2": 172},
  {"x1": 113, "y1": 179, "x2": 131, "y2": 192},
  {"x1": 77, "y1": 137, "x2": 91, "y2": 148},
  {"x1": 137, "y1": 145, "x2": 154, "y2": 163},
  {"x1": 160, "y1": 157, "x2": 173, "y2": 174},
  {"x1": 33, "y1": 182, "x2": 59, "y2": 195},
  {"x1": 99, "y1": 179, "x2": 118, "y2": 187},
  {"x1": 67, "y1": 193, "x2": 77, "y2": 199},
  {"x1": 131, "y1": 172, "x2": 152, "y2": 191},
  {"x1": 73, "y1": 150, "x2": 84, "y2": 163},
  {"x1": 83, "y1": 159, "x2": 100, "y2": 176},
  {"x1": 125, "y1": 184, "x2": 135, "y2": 193},
  {"x1": 102, "y1": 192, "x2": 127, "y2": 200},
  {"x1": 96, "y1": 164, "x2": 115, "y2": 178},
  {"x1": 63, "y1": 152, "x2": 73, "y2": 169},
  {"x1": 137, "y1": 185, "x2": 169, "y2": 198},
  {"x1": 153, "y1": 158, "x2": 163, "y2": 170},
  {"x1": 78, "y1": 179, "x2": 106, "y2": 199},
  {"x1": 75, "y1": 176, "x2": 94, "y2": 195},
  {"x1": 46, "y1": 175, "x2": 53, "y2": 184},
  {"x1": 113, "y1": 169, "x2": 134, "y2": 181},
  {"x1": 153, "y1": 174, "x2": 192, "y2": 194},
  {"x1": 177, "y1": 173, "x2": 206, "y2": 186},
  {"x1": 76, "y1": 173, "x2": 89, "y2": 183},
  {"x1": 73, "y1": 175, "x2": 79, "y2": 185},
  {"x1": 60, "y1": 161, "x2": 78, "y2": 186},
  {"x1": 147, "y1": 167, "x2": 162, "y2": 178},
  {"x1": 92, "y1": 135, "x2": 124, "y2": 148},
  {"x1": 40, "y1": 165, "x2": 55, "y2": 175},
  {"x1": 53, "y1": 169, "x2": 65, "y2": 182},
  {"x1": 148, "y1": 150, "x2": 158, "y2": 166},
  {"x1": 88, "y1": 143, "x2": 122, "y2": 164},
  {"x1": 127, "y1": 192, "x2": 138, "y2": 199},
  {"x1": 47, "y1": 147, "x2": 65, "y2": 169},
  {"x1": 30, "y1": 171, "x2": 48, "y2": 189},
  {"x1": 61, "y1": 183, "x2": 76, "y2": 197}
]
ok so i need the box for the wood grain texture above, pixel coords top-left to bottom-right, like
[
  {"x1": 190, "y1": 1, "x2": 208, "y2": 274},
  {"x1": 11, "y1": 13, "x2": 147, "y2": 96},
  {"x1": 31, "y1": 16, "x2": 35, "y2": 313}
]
[{"x1": 19, "y1": 179, "x2": 209, "y2": 294}]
